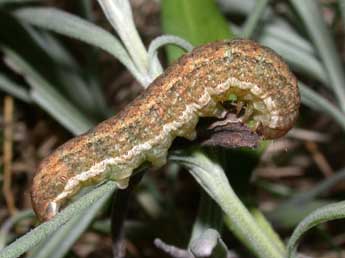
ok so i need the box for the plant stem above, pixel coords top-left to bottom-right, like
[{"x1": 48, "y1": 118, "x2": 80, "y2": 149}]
[{"x1": 171, "y1": 151, "x2": 285, "y2": 258}]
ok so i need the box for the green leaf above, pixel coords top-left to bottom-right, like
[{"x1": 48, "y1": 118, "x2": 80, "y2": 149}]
[
  {"x1": 147, "y1": 35, "x2": 194, "y2": 78},
  {"x1": 26, "y1": 28, "x2": 104, "y2": 117},
  {"x1": 96, "y1": 0, "x2": 149, "y2": 77},
  {"x1": 299, "y1": 82, "x2": 345, "y2": 133},
  {"x1": 241, "y1": 0, "x2": 270, "y2": 38},
  {"x1": 287, "y1": 201, "x2": 345, "y2": 258},
  {"x1": 0, "y1": 12, "x2": 103, "y2": 117},
  {"x1": 251, "y1": 209, "x2": 286, "y2": 254},
  {"x1": 27, "y1": 190, "x2": 111, "y2": 258},
  {"x1": 0, "y1": 73, "x2": 31, "y2": 103},
  {"x1": 0, "y1": 182, "x2": 116, "y2": 258},
  {"x1": 3, "y1": 47, "x2": 94, "y2": 135},
  {"x1": 0, "y1": 210, "x2": 34, "y2": 249},
  {"x1": 161, "y1": 0, "x2": 232, "y2": 61},
  {"x1": 14, "y1": 7, "x2": 146, "y2": 85},
  {"x1": 290, "y1": 0, "x2": 345, "y2": 112}
]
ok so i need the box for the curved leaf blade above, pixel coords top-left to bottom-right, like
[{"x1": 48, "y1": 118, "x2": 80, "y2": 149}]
[
  {"x1": 287, "y1": 201, "x2": 345, "y2": 258},
  {"x1": 14, "y1": 7, "x2": 145, "y2": 85},
  {"x1": 0, "y1": 182, "x2": 116, "y2": 258},
  {"x1": 290, "y1": 0, "x2": 345, "y2": 112}
]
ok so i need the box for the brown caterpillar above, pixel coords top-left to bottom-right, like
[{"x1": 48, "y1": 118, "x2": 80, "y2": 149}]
[{"x1": 31, "y1": 39, "x2": 300, "y2": 221}]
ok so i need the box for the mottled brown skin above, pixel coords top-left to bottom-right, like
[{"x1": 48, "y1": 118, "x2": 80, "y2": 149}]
[{"x1": 31, "y1": 39, "x2": 300, "y2": 221}]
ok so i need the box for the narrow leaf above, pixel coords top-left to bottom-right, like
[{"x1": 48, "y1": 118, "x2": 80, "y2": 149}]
[
  {"x1": 300, "y1": 82, "x2": 345, "y2": 133},
  {"x1": 0, "y1": 182, "x2": 117, "y2": 258},
  {"x1": 242, "y1": 0, "x2": 270, "y2": 38},
  {"x1": 0, "y1": 73, "x2": 31, "y2": 103},
  {"x1": 290, "y1": 0, "x2": 345, "y2": 112},
  {"x1": 96, "y1": 0, "x2": 148, "y2": 76},
  {"x1": 287, "y1": 201, "x2": 345, "y2": 258},
  {"x1": 27, "y1": 190, "x2": 112, "y2": 258},
  {"x1": 3, "y1": 47, "x2": 94, "y2": 135},
  {"x1": 0, "y1": 210, "x2": 34, "y2": 249},
  {"x1": 14, "y1": 7, "x2": 145, "y2": 85}
]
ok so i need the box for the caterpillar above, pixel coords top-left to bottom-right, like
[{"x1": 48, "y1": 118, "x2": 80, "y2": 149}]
[{"x1": 31, "y1": 39, "x2": 300, "y2": 221}]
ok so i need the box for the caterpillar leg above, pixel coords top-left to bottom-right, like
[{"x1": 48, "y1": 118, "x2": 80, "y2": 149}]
[
  {"x1": 236, "y1": 101, "x2": 244, "y2": 116},
  {"x1": 251, "y1": 120, "x2": 265, "y2": 136},
  {"x1": 115, "y1": 177, "x2": 130, "y2": 189},
  {"x1": 208, "y1": 113, "x2": 240, "y2": 130},
  {"x1": 213, "y1": 104, "x2": 228, "y2": 119},
  {"x1": 252, "y1": 120, "x2": 261, "y2": 131},
  {"x1": 239, "y1": 105, "x2": 253, "y2": 123}
]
